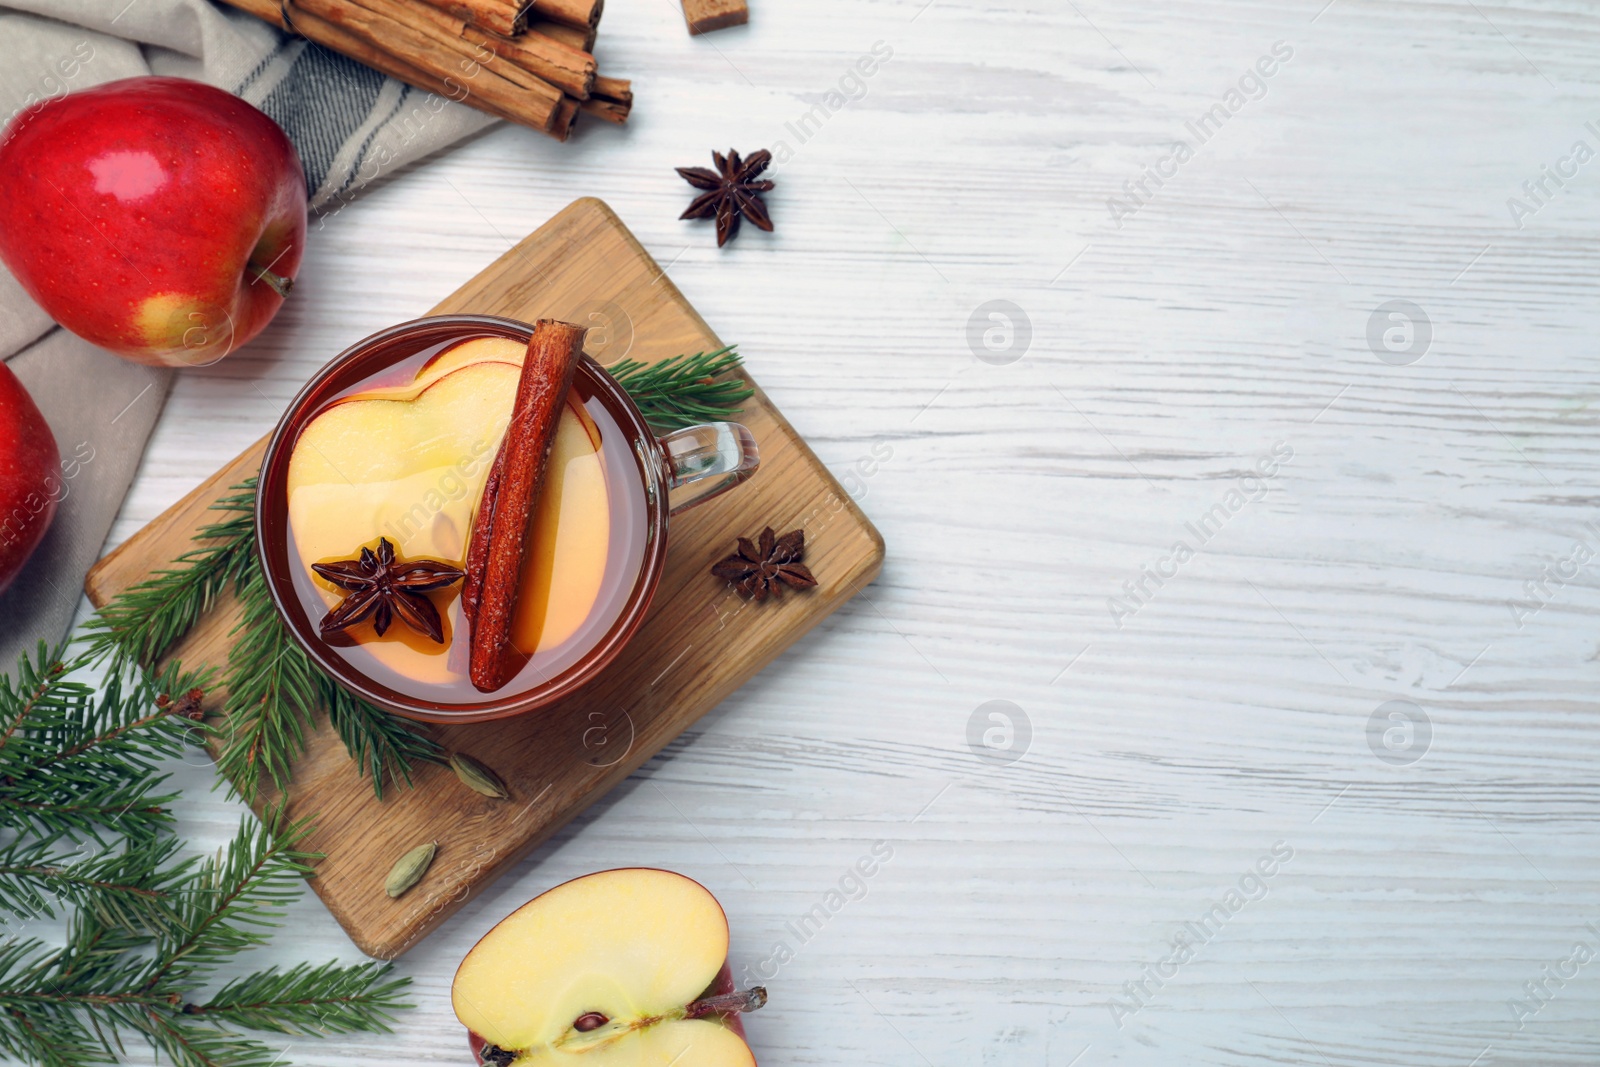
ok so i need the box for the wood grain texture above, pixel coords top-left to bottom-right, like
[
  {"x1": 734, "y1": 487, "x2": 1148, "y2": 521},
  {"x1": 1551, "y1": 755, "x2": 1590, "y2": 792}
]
[
  {"x1": 84, "y1": 199, "x2": 884, "y2": 959},
  {"x1": 35, "y1": 0, "x2": 1600, "y2": 1065}
]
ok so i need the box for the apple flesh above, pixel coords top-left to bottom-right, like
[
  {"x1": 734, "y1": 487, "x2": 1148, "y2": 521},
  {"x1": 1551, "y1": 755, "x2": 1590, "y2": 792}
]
[
  {"x1": 0, "y1": 364, "x2": 61, "y2": 592},
  {"x1": 0, "y1": 76, "x2": 306, "y2": 367},
  {"x1": 452, "y1": 869, "x2": 765, "y2": 1066}
]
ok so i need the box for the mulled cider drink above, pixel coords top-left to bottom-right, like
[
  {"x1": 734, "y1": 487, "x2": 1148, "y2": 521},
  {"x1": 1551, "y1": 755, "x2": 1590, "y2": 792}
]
[{"x1": 280, "y1": 325, "x2": 646, "y2": 711}]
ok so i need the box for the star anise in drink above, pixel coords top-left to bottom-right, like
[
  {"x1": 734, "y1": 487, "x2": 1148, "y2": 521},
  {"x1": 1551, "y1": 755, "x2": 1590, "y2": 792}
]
[
  {"x1": 711, "y1": 526, "x2": 816, "y2": 602},
  {"x1": 677, "y1": 148, "x2": 775, "y2": 247},
  {"x1": 312, "y1": 538, "x2": 465, "y2": 644}
]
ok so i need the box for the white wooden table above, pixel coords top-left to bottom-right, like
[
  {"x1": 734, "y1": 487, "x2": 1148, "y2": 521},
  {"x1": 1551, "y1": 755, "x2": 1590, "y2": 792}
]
[{"x1": 102, "y1": 0, "x2": 1600, "y2": 1064}]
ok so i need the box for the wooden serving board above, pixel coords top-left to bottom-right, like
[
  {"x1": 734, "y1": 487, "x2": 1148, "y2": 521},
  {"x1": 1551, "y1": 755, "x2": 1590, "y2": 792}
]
[{"x1": 85, "y1": 198, "x2": 884, "y2": 959}]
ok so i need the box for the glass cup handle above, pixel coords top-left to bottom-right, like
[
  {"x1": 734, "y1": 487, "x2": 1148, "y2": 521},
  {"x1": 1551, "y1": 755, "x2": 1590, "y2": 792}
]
[{"x1": 660, "y1": 422, "x2": 760, "y2": 515}]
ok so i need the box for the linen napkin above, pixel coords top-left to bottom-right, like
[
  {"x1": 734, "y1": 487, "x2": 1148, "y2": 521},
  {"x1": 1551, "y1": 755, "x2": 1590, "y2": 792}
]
[{"x1": 0, "y1": 0, "x2": 495, "y2": 668}]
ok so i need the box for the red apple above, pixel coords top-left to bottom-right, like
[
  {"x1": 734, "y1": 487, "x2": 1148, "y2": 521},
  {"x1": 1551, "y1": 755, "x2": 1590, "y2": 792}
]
[
  {"x1": 0, "y1": 365, "x2": 61, "y2": 591},
  {"x1": 0, "y1": 76, "x2": 306, "y2": 367},
  {"x1": 453, "y1": 869, "x2": 765, "y2": 1066}
]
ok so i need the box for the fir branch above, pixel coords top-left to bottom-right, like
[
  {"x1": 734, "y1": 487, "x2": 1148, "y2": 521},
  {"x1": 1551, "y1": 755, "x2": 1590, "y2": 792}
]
[
  {"x1": 317, "y1": 673, "x2": 442, "y2": 802},
  {"x1": 138, "y1": 1010, "x2": 275, "y2": 1067},
  {"x1": 142, "y1": 814, "x2": 316, "y2": 991},
  {"x1": 181, "y1": 961, "x2": 408, "y2": 1035},
  {"x1": 211, "y1": 567, "x2": 321, "y2": 802},
  {"x1": 0, "y1": 651, "x2": 68, "y2": 754},
  {"x1": 31, "y1": 686, "x2": 207, "y2": 776},
  {"x1": 0, "y1": 644, "x2": 84, "y2": 757},
  {"x1": 0, "y1": 926, "x2": 168, "y2": 1067},
  {"x1": 80, "y1": 483, "x2": 257, "y2": 671},
  {"x1": 0, "y1": 807, "x2": 407, "y2": 1067},
  {"x1": 608, "y1": 346, "x2": 753, "y2": 431},
  {"x1": 0, "y1": 653, "x2": 200, "y2": 844},
  {"x1": 0, "y1": 835, "x2": 186, "y2": 931}
]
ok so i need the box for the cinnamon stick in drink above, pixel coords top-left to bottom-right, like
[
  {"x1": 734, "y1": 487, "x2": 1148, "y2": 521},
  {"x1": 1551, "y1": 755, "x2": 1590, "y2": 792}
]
[
  {"x1": 465, "y1": 320, "x2": 586, "y2": 692},
  {"x1": 459, "y1": 443, "x2": 505, "y2": 626}
]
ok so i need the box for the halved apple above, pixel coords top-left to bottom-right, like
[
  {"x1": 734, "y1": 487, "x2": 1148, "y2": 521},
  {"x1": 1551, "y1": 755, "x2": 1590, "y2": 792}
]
[{"x1": 452, "y1": 869, "x2": 764, "y2": 1066}]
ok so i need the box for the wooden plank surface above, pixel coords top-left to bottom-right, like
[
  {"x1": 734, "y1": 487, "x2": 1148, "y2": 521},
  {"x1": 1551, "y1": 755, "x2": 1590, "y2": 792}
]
[
  {"x1": 84, "y1": 198, "x2": 884, "y2": 959},
  {"x1": 51, "y1": 0, "x2": 1600, "y2": 1065}
]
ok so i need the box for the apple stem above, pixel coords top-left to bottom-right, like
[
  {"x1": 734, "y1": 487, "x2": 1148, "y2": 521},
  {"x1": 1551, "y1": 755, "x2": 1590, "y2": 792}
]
[
  {"x1": 252, "y1": 266, "x2": 294, "y2": 299},
  {"x1": 684, "y1": 986, "x2": 767, "y2": 1020},
  {"x1": 479, "y1": 1044, "x2": 516, "y2": 1067}
]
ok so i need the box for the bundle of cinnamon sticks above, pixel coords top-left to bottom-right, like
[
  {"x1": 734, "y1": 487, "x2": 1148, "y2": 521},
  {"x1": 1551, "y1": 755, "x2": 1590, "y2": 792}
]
[{"x1": 218, "y1": 0, "x2": 631, "y2": 139}]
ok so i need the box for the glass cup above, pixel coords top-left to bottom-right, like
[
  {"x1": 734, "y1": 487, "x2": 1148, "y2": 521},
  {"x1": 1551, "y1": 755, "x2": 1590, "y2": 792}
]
[{"x1": 255, "y1": 314, "x2": 759, "y2": 723}]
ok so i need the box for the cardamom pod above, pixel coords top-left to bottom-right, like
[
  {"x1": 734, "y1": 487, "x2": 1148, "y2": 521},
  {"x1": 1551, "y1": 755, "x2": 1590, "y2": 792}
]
[
  {"x1": 450, "y1": 752, "x2": 510, "y2": 800},
  {"x1": 385, "y1": 842, "x2": 437, "y2": 899}
]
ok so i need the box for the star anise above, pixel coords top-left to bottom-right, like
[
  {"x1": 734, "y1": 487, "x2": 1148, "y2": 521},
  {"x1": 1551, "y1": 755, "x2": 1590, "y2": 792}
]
[
  {"x1": 677, "y1": 148, "x2": 775, "y2": 247},
  {"x1": 312, "y1": 538, "x2": 464, "y2": 644},
  {"x1": 711, "y1": 526, "x2": 816, "y2": 602}
]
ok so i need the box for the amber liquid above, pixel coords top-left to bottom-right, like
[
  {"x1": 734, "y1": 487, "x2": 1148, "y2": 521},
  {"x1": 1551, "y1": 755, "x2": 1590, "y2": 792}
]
[{"x1": 281, "y1": 333, "x2": 647, "y2": 708}]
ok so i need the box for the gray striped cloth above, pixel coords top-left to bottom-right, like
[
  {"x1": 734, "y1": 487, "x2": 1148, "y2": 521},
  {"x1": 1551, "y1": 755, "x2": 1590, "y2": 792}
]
[{"x1": 0, "y1": 0, "x2": 495, "y2": 668}]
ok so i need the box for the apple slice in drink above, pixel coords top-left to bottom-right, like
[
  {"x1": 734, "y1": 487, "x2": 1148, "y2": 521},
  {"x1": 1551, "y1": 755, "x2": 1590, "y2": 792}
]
[
  {"x1": 289, "y1": 359, "x2": 520, "y2": 567},
  {"x1": 420, "y1": 336, "x2": 529, "y2": 384},
  {"x1": 453, "y1": 869, "x2": 765, "y2": 1066},
  {"x1": 286, "y1": 352, "x2": 609, "y2": 684},
  {"x1": 349, "y1": 336, "x2": 529, "y2": 402}
]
